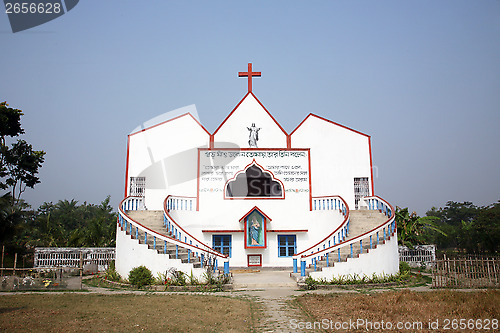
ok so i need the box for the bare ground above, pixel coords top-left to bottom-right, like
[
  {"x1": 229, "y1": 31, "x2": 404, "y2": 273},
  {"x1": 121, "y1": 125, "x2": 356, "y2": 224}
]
[
  {"x1": 0, "y1": 293, "x2": 254, "y2": 333},
  {"x1": 296, "y1": 289, "x2": 500, "y2": 332}
]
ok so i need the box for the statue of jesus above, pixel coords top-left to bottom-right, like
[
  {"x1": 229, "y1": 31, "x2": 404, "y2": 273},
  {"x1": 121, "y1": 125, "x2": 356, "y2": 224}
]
[{"x1": 247, "y1": 123, "x2": 261, "y2": 148}]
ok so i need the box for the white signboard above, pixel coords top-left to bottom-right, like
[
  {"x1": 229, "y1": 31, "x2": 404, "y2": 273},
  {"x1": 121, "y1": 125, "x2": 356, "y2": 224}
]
[{"x1": 198, "y1": 149, "x2": 310, "y2": 197}]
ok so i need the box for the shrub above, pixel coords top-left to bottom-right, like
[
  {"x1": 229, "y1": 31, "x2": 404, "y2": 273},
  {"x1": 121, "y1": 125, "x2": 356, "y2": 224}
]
[
  {"x1": 104, "y1": 261, "x2": 121, "y2": 282},
  {"x1": 128, "y1": 266, "x2": 153, "y2": 288},
  {"x1": 304, "y1": 276, "x2": 318, "y2": 290},
  {"x1": 399, "y1": 261, "x2": 411, "y2": 274}
]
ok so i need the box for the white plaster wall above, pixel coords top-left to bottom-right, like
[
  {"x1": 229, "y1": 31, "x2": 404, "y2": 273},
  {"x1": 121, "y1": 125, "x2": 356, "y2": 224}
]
[
  {"x1": 126, "y1": 113, "x2": 210, "y2": 210},
  {"x1": 291, "y1": 115, "x2": 372, "y2": 208},
  {"x1": 213, "y1": 94, "x2": 288, "y2": 149},
  {"x1": 309, "y1": 231, "x2": 399, "y2": 280},
  {"x1": 115, "y1": 224, "x2": 206, "y2": 280}
]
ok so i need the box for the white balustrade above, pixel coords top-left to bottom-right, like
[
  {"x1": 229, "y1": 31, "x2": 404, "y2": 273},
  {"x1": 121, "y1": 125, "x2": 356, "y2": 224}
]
[
  {"x1": 295, "y1": 195, "x2": 396, "y2": 276},
  {"x1": 118, "y1": 196, "x2": 229, "y2": 273}
]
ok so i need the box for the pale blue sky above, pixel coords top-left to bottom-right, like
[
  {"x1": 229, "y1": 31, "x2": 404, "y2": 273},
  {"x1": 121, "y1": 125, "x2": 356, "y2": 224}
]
[{"x1": 1, "y1": 1, "x2": 499, "y2": 214}]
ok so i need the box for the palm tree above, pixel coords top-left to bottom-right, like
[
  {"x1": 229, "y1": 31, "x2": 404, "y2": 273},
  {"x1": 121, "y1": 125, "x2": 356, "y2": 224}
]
[{"x1": 396, "y1": 207, "x2": 446, "y2": 247}]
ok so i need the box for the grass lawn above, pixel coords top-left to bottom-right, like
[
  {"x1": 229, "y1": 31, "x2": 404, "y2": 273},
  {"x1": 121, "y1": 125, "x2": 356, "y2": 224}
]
[
  {"x1": 296, "y1": 290, "x2": 500, "y2": 332},
  {"x1": 0, "y1": 294, "x2": 255, "y2": 332}
]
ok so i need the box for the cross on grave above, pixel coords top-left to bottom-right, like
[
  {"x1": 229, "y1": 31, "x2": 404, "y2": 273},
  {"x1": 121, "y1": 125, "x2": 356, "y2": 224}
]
[{"x1": 238, "y1": 63, "x2": 261, "y2": 93}]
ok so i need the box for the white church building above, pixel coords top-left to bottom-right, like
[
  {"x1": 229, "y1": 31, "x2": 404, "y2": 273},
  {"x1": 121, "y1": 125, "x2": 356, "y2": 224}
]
[{"x1": 116, "y1": 63, "x2": 398, "y2": 281}]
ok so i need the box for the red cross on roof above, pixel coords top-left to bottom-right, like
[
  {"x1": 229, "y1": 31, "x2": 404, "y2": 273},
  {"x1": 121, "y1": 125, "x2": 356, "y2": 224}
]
[{"x1": 238, "y1": 63, "x2": 261, "y2": 93}]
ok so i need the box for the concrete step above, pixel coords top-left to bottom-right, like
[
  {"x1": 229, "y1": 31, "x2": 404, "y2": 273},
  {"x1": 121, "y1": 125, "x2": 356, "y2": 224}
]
[
  {"x1": 304, "y1": 210, "x2": 392, "y2": 274},
  {"x1": 121, "y1": 210, "x2": 203, "y2": 266}
]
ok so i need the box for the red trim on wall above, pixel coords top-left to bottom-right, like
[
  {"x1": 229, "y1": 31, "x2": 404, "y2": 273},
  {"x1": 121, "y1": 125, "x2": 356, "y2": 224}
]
[
  {"x1": 202, "y1": 230, "x2": 244, "y2": 233},
  {"x1": 290, "y1": 113, "x2": 370, "y2": 138},
  {"x1": 124, "y1": 135, "x2": 131, "y2": 198},
  {"x1": 212, "y1": 92, "x2": 251, "y2": 136},
  {"x1": 129, "y1": 112, "x2": 211, "y2": 137},
  {"x1": 212, "y1": 92, "x2": 288, "y2": 140},
  {"x1": 196, "y1": 150, "x2": 201, "y2": 211},
  {"x1": 250, "y1": 92, "x2": 289, "y2": 137},
  {"x1": 242, "y1": 207, "x2": 269, "y2": 249},
  {"x1": 209, "y1": 135, "x2": 214, "y2": 149},
  {"x1": 201, "y1": 229, "x2": 308, "y2": 233},
  {"x1": 368, "y1": 136, "x2": 375, "y2": 195},
  {"x1": 308, "y1": 149, "x2": 313, "y2": 211},
  {"x1": 239, "y1": 206, "x2": 273, "y2": 222},
  {"x1": 197, "y1": 148, "x2": 310, "y2": 207},
  {"x1": 200, "y1": 148, "x2": 308, "y2": 152},
  {"x1": 286, "y1": 135, "x2": 291, "y2": 149}
]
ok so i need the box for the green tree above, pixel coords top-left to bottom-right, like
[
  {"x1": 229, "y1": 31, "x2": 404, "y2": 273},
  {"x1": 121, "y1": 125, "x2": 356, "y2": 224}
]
[
  {"x1": 0, "y1": 101, "x2": 45, "y2": 206},
  {"x1": 426, "y1": 201, "x2": 481, "y2": 251},
  {"x1": 0, "y1": 101, "x2": 45, "y2": 249},
  {"x1": 26, "y1": 196, "x2": 117, "y2": 248},
  {"x1": 395, "y1": 207, "x2": 445, "y2": 247},
  {"x1": 470, "y1": 201, "x2": 500, "y2": 254}
]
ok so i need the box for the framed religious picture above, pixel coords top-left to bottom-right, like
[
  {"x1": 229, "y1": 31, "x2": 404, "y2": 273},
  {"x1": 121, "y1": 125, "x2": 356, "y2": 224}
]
[{"x1": 243, "y1": 208, "x2": 268, "y2": 249}]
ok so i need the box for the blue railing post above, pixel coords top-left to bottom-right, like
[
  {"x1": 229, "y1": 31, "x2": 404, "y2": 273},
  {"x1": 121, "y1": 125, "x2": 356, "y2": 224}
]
[
  {"x1": 360, "y1": 240, "x2": 362, "y2": 254},
  {"x1": 370, "y1": 235, "x2": 372, "y2": 249},
  {"x1": 338, "y1": 248, "x2": 341, "y2": 262},
  {"x1": 145, "y1": 232, "x2": 147, "y2": 244},
  {"x1": 135, "y1": 227, "x2": 138, "y2": 240},
  {"x1": 350, "y1": 244, "x2": 353, "y2": 258},
  {"x1": 293, "y1": 259, "x2": 298, "y2": 273},
  {"x1": 326, "y1": 253, "x2": 329, "y2": 267},
  {"x1": 224, "y1": 261, "x2": 229, "y2": 274},
  {"x1": 300, "y1": 260, "x2": 306, "y2": 277},
  {"x1": 175, "y1": 245, "x2": 178, "y2": 259},
  {"x1": 377, "y1": 232, "x2": 380, "y2": 245},
  {"x1": 201, "y1": 254, "x2": 204, "y2": 268},
  {"x1": 164, "y1": 240, "x2": 167, "y2": 254},
  {"x1": 314, "y1": 258, "x2": 317, "y2": 271},
  {"x1": 188, "y1": 249, "x2": 191, "y2": 263},
  {"x1": 153, "y1": 236, "x2": 156, "y2": 249}
]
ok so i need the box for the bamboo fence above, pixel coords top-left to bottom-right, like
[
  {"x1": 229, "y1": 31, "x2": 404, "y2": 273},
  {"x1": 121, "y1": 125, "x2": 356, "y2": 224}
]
[{"x1": 432, "y1": 256, "x2": 499, "y2": 288}]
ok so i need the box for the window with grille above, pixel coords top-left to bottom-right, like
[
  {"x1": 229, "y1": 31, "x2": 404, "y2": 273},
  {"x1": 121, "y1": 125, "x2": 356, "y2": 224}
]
[
  {"x1": 212, "y1": 235, "x2": 232, "y2": 257},
  {"x1": 354, "y1": 177, "x2": 370, "y2": 209},
  {"x1": 130, "y1": 177, "x2": 146, "y2": 197},
  {"x1": 278, "y1": 235, "x2": 296, "y2": 257}
]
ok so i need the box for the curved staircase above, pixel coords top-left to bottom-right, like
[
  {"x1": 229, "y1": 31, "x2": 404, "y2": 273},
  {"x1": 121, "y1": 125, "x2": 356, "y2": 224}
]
[
  {"x1": 115, "y1": 197, "x2": 228, "y2": 279},
  {"x1": 293, "y1": 196, "x2": 398, "y2": 281},
  {"x1": 302, "y1": 210, "x2": 388, "y2": 275},
  {"x1": 124, "y1": 210, "x2": 201, "y2": 267}
]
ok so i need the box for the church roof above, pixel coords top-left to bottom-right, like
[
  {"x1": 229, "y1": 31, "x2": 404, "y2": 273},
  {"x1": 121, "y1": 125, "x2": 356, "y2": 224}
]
[
  {"x1": 212, "y1": 91, "x2": 288, "y2": 137},
  {"x1": 238, "y1": 206, "x2": 273, "y2": 222}
]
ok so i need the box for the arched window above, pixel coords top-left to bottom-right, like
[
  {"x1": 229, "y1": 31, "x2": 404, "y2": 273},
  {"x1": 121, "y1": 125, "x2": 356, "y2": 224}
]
[{"x1": 225, "y1": 163, "x2": 283, "y2": 198}]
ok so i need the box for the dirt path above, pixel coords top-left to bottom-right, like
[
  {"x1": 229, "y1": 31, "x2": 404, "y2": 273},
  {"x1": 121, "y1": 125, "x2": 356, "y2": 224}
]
[{"x1": 231, "y1": 270, "x2": 323, "y2": 333}]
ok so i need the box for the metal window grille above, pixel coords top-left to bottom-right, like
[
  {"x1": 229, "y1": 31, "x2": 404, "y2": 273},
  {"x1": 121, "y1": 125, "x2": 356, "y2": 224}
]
[
  {"x1": 354, "y1": 177, "x2": 370, "y2": 209},
  {"x1": 212, "y1": 235, "x2": 232, "y2": 257},
  {"x1": 278, "y1": 235, "x2": 296, "y2": 257},
  {"x1": 130, "y1": 177, "x2": 146, "y2": 197}
]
